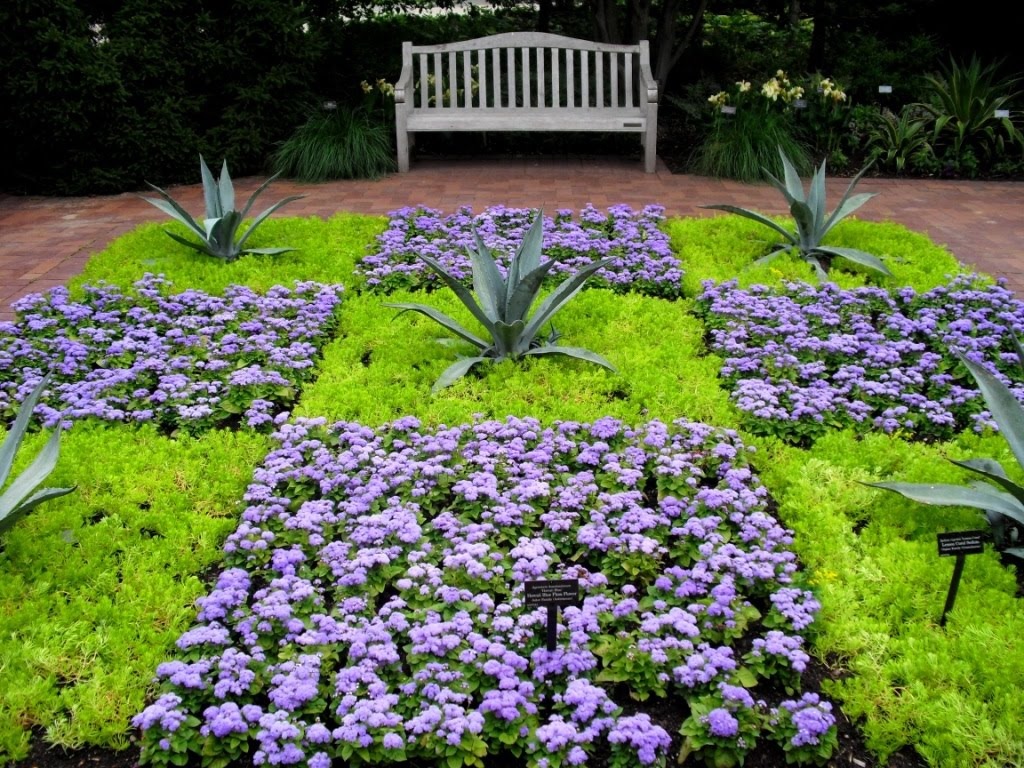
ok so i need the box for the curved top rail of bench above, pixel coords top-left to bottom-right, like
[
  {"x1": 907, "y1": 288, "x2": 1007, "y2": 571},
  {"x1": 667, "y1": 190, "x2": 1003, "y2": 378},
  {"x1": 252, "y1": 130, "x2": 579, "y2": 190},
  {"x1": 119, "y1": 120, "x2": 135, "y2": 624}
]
[{"x1": 402, "y1": 32, "x2": 648, "y2": 55}]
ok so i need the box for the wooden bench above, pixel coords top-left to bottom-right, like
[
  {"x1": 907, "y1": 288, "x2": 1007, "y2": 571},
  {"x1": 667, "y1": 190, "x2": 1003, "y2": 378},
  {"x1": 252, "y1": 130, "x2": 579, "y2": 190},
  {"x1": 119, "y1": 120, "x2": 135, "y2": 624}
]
[{"x1": 394, "y1": 32, "x2": 659, "y2": 173}]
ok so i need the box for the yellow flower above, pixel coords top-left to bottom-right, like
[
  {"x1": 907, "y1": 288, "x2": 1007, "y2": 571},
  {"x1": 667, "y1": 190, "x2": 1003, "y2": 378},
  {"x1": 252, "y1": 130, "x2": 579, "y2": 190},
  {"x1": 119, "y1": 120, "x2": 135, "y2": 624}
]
[
  {"x1": 708, "y1": 91, "x2": 729, "y2": 107},
  {"x1": 360, "y1": 80, "x2": 372, "y2": 94},
  {"x1": 736, "y1": 80, "x2": 751, "y2": 93},
  {"x1": 761, "y1": 80, "x2": 782, "y2": 101},
  {"x1": 785, "y1": 85, "x2": 805, "y2": 103}
]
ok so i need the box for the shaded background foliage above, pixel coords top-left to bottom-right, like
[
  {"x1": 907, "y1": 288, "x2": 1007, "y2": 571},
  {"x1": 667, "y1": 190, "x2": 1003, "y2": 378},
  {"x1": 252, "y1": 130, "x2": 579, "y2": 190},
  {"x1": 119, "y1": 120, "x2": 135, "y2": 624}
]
[{"x1": 0, "y1": 0, "x2": 1019, "y2": 194}]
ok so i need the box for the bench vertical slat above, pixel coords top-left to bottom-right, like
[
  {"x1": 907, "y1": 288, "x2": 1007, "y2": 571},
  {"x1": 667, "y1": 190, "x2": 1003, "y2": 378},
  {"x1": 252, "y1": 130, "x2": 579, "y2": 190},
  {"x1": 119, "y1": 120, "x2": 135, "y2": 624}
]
[
  {"x1": 452, "y1": 51, "x2": 460, "y2": 108},
  {"x1": 625, "y1": 53, "x2": 634, "y2": 109},
  {"x1": 551, "y1": 48, "x2": 560, "y2": 107},
  {"x1": 521, "y1": 47, "x2": 530, "y2": 108},
  {"x1": 478, "y1": 49, "x2": 488, "y2": 108},
  {"x1": 417, "y1": 53, "x2": 427, "y2": 108},
  {"x1": 463, "y1": 50, "x2": 473, "y2": 108},
  {"x1": 491, "y1": 48, "x2": 501, "y2": 107},
  {"x1": 596, "y1": 51, "x2": 604, "y2": 108},
  {"x1": 537, "y1": 47, "x2": 546, "y2": 107},
  {"x1": 581, "y1": 50, "x2": 590, "y2": 107},
  {"x1": 507, "y1": 47, "x2": 516, "y2": 107},
  {"x1": 610, "y1": 52, "x2": 619, "y2": 108},
  {"x1": 566, "y1": 49, "x2": 575, "y2": 108},
  {"x1": 433, "y1": 53, "x2": 443, "y2": 107}
]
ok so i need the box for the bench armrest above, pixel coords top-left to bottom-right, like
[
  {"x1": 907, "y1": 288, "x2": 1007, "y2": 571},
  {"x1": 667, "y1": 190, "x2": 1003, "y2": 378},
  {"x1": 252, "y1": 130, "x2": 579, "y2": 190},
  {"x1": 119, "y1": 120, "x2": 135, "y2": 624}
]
[
  {"x1": 638, "y1": 40, "x2": 658, "y2": 104},
  {"x1": 394, "y1": 42, "x2": 414, "y2": 104}
]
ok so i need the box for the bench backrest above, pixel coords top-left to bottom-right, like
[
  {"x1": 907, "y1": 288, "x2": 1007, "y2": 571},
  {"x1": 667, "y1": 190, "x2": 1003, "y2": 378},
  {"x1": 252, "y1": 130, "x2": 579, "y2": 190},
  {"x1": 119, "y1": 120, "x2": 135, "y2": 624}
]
[{"x1": 398, "y1": 32, "x2": 653, "y2": 112}]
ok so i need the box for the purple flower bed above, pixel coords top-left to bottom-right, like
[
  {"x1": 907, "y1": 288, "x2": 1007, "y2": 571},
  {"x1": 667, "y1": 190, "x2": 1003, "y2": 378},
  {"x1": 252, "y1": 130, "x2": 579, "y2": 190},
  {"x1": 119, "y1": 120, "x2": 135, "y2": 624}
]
[
  {"x1": 0, "y1": 275, "x2": 344, "y2": 433},
  {"x1": 134, "y1": 415, "x2": 834, "y2": 767},
  {"x1": 698, "y1": 276, "x2": 1024, "y2": 443},
  {"x1": 357, "y1": 204, "x2": 683, "y2": 299}
]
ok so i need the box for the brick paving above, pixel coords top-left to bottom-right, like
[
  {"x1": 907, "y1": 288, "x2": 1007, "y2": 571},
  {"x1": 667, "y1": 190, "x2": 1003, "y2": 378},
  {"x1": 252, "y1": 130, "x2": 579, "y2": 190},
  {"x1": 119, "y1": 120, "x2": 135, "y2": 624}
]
[{"x1": 1, "y1": 155, "x2": 1023, "y2": 323}]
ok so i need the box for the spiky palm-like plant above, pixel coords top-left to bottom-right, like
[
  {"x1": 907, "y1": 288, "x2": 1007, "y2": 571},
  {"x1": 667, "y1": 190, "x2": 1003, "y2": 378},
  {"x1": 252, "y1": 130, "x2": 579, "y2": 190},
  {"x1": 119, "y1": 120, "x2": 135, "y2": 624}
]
[{"x1": 387, "y1": 211, "x2": 616, "y2": 393}]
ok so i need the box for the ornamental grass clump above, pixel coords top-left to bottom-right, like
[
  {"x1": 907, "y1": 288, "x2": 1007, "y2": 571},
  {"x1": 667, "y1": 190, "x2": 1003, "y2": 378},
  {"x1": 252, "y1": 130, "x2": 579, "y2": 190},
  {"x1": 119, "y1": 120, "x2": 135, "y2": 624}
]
[
  {"x1": 140, "y1": 155, "x2": 304, "y2": 261},
  {"x1": 697, "y1": 275, "x2": 1024, "y2": 444},
  {"x1": 133, "y1": 415, "x2": 834, "y2": 768},
  {"x1": 0, "y1": 277, "x2": 344, "y2": 434},
  {"x1": 359, "y1": 204, "x2": 682, "y2": 298},
  {"x1": 703, "y1": 146, "x2": 890, "y2": 281},
  {"x1": 386, "y1": 211, "x2": 617, "y2": 392}
]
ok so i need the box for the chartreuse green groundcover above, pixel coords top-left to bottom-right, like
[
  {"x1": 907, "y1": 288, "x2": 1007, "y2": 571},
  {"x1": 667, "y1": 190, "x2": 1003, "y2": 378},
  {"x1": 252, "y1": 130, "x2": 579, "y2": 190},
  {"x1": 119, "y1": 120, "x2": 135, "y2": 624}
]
[{"x1": 0, "y1": 205, "x2": 1022, "y2": 768}]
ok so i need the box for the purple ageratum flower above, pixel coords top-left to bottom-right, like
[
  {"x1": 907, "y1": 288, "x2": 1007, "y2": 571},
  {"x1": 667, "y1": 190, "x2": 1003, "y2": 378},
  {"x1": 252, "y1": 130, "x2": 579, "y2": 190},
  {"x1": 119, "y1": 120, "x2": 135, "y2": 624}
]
[
  {"x1": 704, "y1": 707, "x2": 739, "y2": 738},
  {"x1": 779, "y1": 693, "x2": 836, "y2": 747},
  {"x1": 697, "y1": 276, "x2": 1024, "y2": 443},
  {"x1": 357, "y1": 205, "x2": 682, "y2": 298},
  {"x1": 141, "y1": 415, "x2": 819, "y2": 767},
  {"x1": 0, "y1": 275, "x2": 343, "y2": 434},
  {"x1": 607, "y1": 714, "x2": 671, "y2": 765}
]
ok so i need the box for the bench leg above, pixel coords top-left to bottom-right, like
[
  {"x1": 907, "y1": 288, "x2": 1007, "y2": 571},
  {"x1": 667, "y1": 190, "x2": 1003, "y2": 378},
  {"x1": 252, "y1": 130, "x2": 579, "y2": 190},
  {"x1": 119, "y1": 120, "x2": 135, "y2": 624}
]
[
  {"x1": 644, "y1": 104, "x2": 658, "y2": 173},
  {"x1": 397, "y1": 129, "x2": 410, "y2": 173}
]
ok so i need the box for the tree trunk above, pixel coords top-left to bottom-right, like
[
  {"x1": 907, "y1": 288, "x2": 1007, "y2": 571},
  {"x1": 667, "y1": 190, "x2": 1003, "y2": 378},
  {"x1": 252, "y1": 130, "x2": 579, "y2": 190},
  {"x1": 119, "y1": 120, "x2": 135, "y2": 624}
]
[{"x1": 808, "y1": 0, "x2": 828, "y2": 71}]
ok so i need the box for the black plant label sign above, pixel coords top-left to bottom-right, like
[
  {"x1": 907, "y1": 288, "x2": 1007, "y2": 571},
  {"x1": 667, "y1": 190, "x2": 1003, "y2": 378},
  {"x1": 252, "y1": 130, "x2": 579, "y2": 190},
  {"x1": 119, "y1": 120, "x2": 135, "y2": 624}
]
[
  {"x1": 937, "y1": 530, "x2": 985, "y2": 557},
  {"x1": 525, "y1": 579, "x2": 580, "y2": 652},
  {"x1": 524, "y1": 579, "x2": 579, "y2": 608}
]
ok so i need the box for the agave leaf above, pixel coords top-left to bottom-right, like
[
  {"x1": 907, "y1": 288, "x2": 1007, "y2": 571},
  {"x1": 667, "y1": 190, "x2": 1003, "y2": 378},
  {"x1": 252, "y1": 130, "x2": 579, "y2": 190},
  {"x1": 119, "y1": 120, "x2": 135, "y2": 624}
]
[
  {"x1": 961, "y1": 354, "x2": 1024, "y2": 470},
  {"x1": 208, "y1": 212, "x2": 244, "y2": 259},
  {"x1": 199, "y1": 155, "x2": 222, "y2": 220},
  {"x1": 505, "y1": 259, "x2": 558, "y2": 325},
  {"x1": 432, "y1": 356, "x2": 489, "y2": 394},
  {"x1": 491, "y1": 319, "x2": 526, "y2": 358},
  {"x1": 218, "y1": 159, "x2": 235, "y2": 214},
  {"x1": 808, "y1": 161, "x2": 827, "y2": 234},
  {"x1": 506, "y1": 212, "x2": 546, "y2": 308},
  {"x1": 789, "y1": 200, "x2": 817, "y2": 250},
  {"x1": 385, "y1": 302, "x2": 488, "y2": 350},
  {"x1": 701, "y1": 205, "x2": 796, "y2": 245},
  {"x1": 242, "y1": 247, "x2": 298, "y2": 256},
  {"x1": 0, "y1": 428, "x2": 66, "y2": 522},
  {"x1": 522, "y1": 257, "x2": 616, "y2": 343},
  {"x1": 236, "y1": 195, "x2": 305, "y2": 250},
  {"x1": 950, "y1": 457, "x2": 1024, "y2": 508},
  {"x1": 821, "y1": 159, "x2": 876, "y2": 236},
  {"x1": 0, "y1": 376, "x2": 50, "y2": 488},
  {"x1": 806, "y1": 254, "x2": 829, "y2": 282},
  {"x1": 866, "y1": 480, "x2": 1024, "y2": 528},
  {"x1": 468, "y1": 227, "x2": 508, "y2": 324},
  {"x1": 778, "y1": 147, "x2": 807, "y2": 203},
  {"x1": 162, "y1": 230, "x2": 218, "y2": 258},
  {"x1": 752, "y1": 246, "x2": 793, "y2": 266},
  {"x1": 139, "y1": 186, "x2": 206, "y2": 239},
  {"x1": 814, "y1": 246, "x2": 893, "y2": 277},
  {"x1": 1, "y1": 484, "x2": 76, "y2": 536},
  {"x1": 417, "y1": 254, "x2": 495, "y2": 334},
  {"x1": 521, "y1": 345, "x2": 617, "y2": 372},
  {"x1": 1004, "y1": 546, "x2": 1024, "y2": 560},
  {"x1": 238, "y1": 171, "x2": 285, "y2": 220},
  {"x1": 1010, "y1": 329, "x2": 1024, "y2": 373}
]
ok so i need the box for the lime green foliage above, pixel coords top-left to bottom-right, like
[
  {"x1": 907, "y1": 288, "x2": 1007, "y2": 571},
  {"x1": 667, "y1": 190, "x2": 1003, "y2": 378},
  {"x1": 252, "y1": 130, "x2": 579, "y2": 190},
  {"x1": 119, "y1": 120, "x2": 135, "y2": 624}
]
[
  {"x1": 753, "y1": 429, "x2": 1024, "y2": 765},
  {"x1": 0, "y1": 424, "x2": 268, "y2": 761},
  {"x1": 666, "y1": 214, "x2": 971, "y2": 296},
  {"x1": 140, "y1": 156, "x2": 304, "y2": 261},
  {"x1": 272, "y1": 106, "x2": 395, "y2": 181},
  {"x1": 1, "y1": 376, "x2": 75, "y2": 536},
  {"x1": 386, "y1": 212, "x2": 616, "y2": 392},
  {"x1": 70, "y1": 214, "x2": 386, "y2": 294},
  {"x1": 298, "y1": 288, "x2": 734, "y2": 428}
]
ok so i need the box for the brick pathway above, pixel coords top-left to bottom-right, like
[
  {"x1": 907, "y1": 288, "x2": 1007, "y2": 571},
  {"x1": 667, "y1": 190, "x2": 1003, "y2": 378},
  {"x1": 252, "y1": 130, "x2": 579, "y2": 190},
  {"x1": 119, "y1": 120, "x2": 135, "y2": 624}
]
[{"x1": 2, "y1": 156, "x2": 1023, "y2": 322}]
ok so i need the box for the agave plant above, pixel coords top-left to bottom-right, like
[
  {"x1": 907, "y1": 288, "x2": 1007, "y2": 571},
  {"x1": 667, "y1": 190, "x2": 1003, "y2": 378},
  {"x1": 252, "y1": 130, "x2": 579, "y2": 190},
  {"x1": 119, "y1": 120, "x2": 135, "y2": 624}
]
[
  {"x1": 703, "y1": 146, "x2": 891, "y2": 281},
  {"x1": 866, "y1": 336, "x2": 1024, "y2": 561},
  {"x1": 386, "y1": 211, "x2": 616, "y2": 393},
  {"x1": 140, "y1": 155, "x2": 304, "y2": 261},
  {"x1": 1, "y1": 376, "x2": 76, "y2": 537}
]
